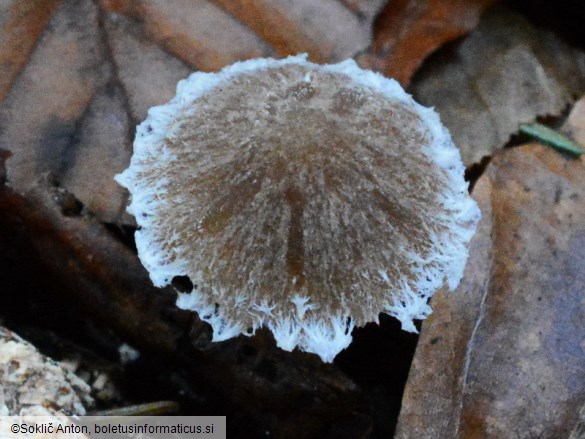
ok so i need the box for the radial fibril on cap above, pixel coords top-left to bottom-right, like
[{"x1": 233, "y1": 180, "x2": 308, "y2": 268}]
[{"x1": 115, "y1": 54, "x2": 480, "y2": 362}]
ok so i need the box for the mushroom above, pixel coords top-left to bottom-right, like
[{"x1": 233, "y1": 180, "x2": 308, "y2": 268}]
[{"x1": 115, "y1": 54, "x2": 480, "y2": 362}]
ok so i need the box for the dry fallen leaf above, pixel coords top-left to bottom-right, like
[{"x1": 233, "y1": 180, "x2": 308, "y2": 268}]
[
  {"x1": 411, "y1": 6, "x2": 585, "y2": 166},
  {"x1": 358, "y1": 0, "x2": 499, "y2": 86},
  {"x1": 0, "y1": 0, "x2": 61, "y2": 101},
  {"x1": 209, "y1": 0, "x2": 383, "y2": 63},
  {"x1": 0, "y1": 0, "x2": 129, "y2": 222},
  {"x1": 395, "y1": 97, "x2": 585, "y2": 438},
  {"x1": 102, "y1": 0, "x2": 273, "y2": 71},
  {"x1": 103, "y1": 12, "x2": 192, "y2": 124},
  {"x1": 100, "y1": 0, "x2": 384, "y2": 69}
]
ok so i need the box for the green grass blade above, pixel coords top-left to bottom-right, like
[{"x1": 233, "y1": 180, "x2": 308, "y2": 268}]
[{"x1": 519, "y1": 123, "x2": 584, "y2": 156}]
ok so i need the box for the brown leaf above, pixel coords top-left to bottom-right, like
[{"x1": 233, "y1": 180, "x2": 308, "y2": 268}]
[
  {"x1": 101, "y1": 0, "x2": 275, "y2": 71},
  {"x1": 0, "y1": 0, "x2": 129, "y2": 223},
  {"x1": 103, "y1": 12, "x2": 192, "y2": 123},
  {"x1": 395, "y1": 132, "x2": 585, "y2": 436},
  {"x1": 411, "y1": 6, "x2": 585, "y2": 165},
  {"x1": 0, "y1": 0, "x2": 61, "y2": 101},
  {"x1": 209, "y1": 0, "x2": 378, "y2": 62},
  {"x1": 101, "y1": 0, "x2": 383, "y2": 70},
  {"x1": 357, "y1": 0, "x2": 498, "y2": 86}
]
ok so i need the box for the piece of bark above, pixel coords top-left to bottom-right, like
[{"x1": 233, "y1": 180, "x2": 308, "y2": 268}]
[
  {"x1": 0, "y1": 326, "x2": 93, "y2": 415},
  {"x1": 357, "y1": 0, "x2": 499, "y2": 86},
  {"x1": 395, "y1": 142, "x2": 585, "y2": 438},
  {"x1": 411, "y1": 6, "x2": 585, "y2": 166},
  {"x1": 0, "y1": 155, "x2": 371, "y2": 438}
]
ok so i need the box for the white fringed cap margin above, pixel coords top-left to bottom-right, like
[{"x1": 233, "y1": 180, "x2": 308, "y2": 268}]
[{"x1": 115, "y1": 54, "x2": 480, "y2": 362}]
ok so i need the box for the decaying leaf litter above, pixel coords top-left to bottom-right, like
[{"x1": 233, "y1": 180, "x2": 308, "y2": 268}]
[
  {"x1": 396, "y1": 98, "x2": 585, "y2": 438},
  {"x1": 1, "y1": 1, "x2": 585, "y2": 438}
]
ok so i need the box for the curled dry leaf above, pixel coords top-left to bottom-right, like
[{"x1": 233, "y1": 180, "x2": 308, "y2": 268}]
[
  {"x1": 411, "y1": 6, "x2": 585, "y2": 165},
  {"x1": 395, "y1": 98, "x2": 585, "y2": 437}
]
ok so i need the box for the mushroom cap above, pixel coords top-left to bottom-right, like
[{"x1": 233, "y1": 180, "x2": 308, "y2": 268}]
[{"x1": 115, "y1": 54, "x2": 480, "y2": 362}]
